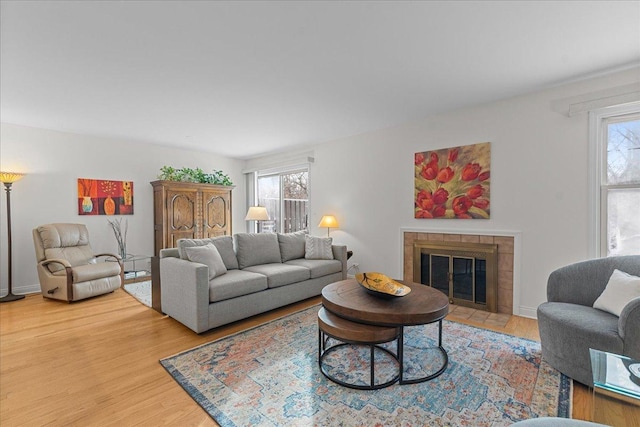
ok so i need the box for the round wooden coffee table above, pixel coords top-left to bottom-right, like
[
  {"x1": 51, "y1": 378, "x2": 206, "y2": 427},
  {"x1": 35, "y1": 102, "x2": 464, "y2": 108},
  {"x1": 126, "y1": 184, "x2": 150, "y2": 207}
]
[{"x1": 321, "y1": 279, "x2": 449, "y2": 385}]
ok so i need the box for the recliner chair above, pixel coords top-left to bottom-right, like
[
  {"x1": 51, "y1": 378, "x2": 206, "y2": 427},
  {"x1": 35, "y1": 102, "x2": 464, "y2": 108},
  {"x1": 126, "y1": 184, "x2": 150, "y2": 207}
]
[{"x1": 33, "y1": 223, "x2": 123, "y2": 302}]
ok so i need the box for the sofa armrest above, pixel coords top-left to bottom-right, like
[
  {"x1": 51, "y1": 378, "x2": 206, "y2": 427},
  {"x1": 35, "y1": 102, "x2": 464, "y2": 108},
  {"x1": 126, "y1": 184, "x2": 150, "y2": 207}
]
[
  {"x1": 94, "y1": 253, "x2": 124, "y2": 282},
  {"x1": 95, "y1": 252, "x2": 122, "y2": 261},
  {"x1": 160, "y1": 256, "x2": 210, "y2": 333},
  {"x1": 160, "y1": 248, "x2": 180, "y2": 258},
  {"x1": 619, "y1": 297, "x2": 640, "y2": 359},
  {"x1": 332, "y1": 245, "x2": 347, "y2": 280},
  {"x1": 41, "y1": 258, "x2": 72, "y2": 270},
  {"x1": 38, "y1": 259, "x2": 74, "y2": 300}
]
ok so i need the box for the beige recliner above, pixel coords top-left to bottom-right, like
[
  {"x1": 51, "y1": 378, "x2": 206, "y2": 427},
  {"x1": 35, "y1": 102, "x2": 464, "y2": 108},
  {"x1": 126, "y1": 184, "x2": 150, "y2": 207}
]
[{"x1": 33, "y1": 223, "x2": 123, "y2": 302}]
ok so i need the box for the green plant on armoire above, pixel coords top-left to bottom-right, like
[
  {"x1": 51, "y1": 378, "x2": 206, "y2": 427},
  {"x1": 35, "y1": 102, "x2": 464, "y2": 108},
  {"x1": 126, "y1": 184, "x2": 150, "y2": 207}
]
[{"x1": 158, "y1": 166, "x2": 233, "y2": 186}]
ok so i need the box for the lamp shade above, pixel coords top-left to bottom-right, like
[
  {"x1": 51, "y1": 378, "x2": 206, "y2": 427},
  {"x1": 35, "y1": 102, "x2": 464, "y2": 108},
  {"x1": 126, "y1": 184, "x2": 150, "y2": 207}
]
[
  {"x1": 318, "y1": 215, "x2": 339, "y2": 229},
  {"x1": 245, "y1": 206, "x2": 270, "y2": 221},
  {"x1": 0, "y1": 172, "x2": 25, "y2": 184}
]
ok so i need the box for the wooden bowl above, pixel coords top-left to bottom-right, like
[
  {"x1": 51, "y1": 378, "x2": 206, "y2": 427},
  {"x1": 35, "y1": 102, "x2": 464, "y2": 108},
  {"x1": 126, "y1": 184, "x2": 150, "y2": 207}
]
[{"x1": 355, "y1": 272, "x2": 411, "y2": 297}]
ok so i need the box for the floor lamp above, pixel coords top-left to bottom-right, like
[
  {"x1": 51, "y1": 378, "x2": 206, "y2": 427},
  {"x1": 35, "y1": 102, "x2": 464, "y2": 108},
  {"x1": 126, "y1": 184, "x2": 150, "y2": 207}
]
[{"x1": 0, "y1": 172, "x2": 25, "y2": 302}]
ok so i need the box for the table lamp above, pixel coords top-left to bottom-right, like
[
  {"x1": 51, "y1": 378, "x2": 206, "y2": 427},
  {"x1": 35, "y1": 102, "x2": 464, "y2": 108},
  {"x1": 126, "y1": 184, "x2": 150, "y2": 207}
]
[
  {"x1": 245, "y1": 206, "x2": 270, "y2": 232},
  {"x1": 0, "y1": 172, "x2": 25, "y2": 302},
  {"x1": 318, "y1": 215, "x2": 339, "y2": 237}
]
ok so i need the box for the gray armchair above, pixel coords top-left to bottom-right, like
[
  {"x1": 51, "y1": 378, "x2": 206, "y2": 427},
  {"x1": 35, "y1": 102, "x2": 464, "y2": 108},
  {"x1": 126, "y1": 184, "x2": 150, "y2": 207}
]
[
  {"x1": 537, "y1": 255, "x2": 640, "y2": 386},
  {"x1": 33, "y1": 223, "x2": 123, "y2": 302}
]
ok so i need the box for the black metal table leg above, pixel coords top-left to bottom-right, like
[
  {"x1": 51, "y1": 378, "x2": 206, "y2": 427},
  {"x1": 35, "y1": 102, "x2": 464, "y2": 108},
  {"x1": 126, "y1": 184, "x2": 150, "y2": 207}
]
[{"x1": 399, "y1": 320, "x2": 448, "y2": 385}]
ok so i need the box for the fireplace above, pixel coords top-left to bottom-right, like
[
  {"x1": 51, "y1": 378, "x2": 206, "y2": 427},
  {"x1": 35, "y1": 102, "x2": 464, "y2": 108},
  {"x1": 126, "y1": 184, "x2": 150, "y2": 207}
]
[
  {"x1": 403, "y1": 231, "x2": 515, "y2": 314},
  {"x1": 413, "y1": 241, "x2": 498, "y2": 312}
]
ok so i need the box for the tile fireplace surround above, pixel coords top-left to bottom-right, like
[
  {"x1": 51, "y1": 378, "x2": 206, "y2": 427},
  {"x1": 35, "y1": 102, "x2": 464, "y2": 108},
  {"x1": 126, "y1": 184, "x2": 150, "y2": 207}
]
[{"x1": 403, "y1": 230, "x2": 516, "y2": 314}]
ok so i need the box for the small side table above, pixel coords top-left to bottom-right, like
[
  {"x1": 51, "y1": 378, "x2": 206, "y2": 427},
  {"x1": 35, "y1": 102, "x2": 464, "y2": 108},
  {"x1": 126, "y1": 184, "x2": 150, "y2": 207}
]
[
  {"x1": 120, "y1": 254, "x2": 152, "y2": 284},
  {"x1": 590, "y1": 348, "x2": 640, "y2": 426}
]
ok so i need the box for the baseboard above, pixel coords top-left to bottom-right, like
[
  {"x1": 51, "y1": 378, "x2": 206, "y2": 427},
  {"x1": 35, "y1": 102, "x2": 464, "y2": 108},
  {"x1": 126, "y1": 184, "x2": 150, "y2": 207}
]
[
  {"x1": 4, "y1": 283, "x2": 41, "y2": 296},
  {"x1": 518, "y1": 305, "x2": 538, "y2": 319}
]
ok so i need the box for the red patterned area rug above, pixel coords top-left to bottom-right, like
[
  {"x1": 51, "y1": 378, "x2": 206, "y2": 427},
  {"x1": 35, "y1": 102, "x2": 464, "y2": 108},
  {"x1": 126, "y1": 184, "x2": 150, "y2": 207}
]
[{"x1": 160, "y1": 305, "x2": 571, "y2": 426}]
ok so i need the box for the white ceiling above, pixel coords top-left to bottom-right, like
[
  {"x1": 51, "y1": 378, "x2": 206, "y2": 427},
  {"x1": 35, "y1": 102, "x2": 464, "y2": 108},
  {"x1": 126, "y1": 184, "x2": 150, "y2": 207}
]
[{"x1": 1, "y1": 1, "x2": 639, "y2": 159}]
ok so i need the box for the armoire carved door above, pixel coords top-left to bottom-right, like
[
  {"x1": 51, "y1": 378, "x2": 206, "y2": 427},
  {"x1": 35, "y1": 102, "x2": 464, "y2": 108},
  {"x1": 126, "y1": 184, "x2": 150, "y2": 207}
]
[{"x1": 151, "y1": 180, "x2": 234, "y2": 256}]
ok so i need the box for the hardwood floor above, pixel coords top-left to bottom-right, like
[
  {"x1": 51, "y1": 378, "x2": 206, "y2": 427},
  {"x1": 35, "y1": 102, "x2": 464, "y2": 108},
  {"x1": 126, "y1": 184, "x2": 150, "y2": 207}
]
[{"x1": 1, "y1": 289, "x2": 592, "y2": 426}]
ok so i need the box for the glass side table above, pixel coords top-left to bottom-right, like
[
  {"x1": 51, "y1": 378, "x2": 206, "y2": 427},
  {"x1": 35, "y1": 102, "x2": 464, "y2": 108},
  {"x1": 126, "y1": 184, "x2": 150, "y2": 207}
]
[
  {"x1": 108, "y1": 254, "x2": 152, "y2": 284},
  {"x1": 589, "y1": 348, "x2": 640, "y2": 426}
]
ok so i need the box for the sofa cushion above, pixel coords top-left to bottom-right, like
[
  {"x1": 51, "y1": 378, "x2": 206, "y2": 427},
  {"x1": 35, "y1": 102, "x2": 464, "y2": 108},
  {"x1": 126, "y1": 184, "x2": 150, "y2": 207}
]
[
  {"x1": 235, "y1": 233, "x2": 282, "y2": 269},
  {"x1": 209, "y1": 269, "x2": 268, "y2": 303},
  {"x1": 538, "y1": 302, "x2": 622, "y2": 352},
  {"x1": 243, "y1": 263, "x2": 310, "y2": 288},
  {"x1": 305, "y1": 235, "x2": 333, "y2": 260},
  {"x1": 593, "y1": 269, "x2": 640, "y2": 317},
  {"x1": 285, "y1": 259, "x2": 342, "y2": 279},
  {"x1": 177, "y1": 236, "x2": 238, "y2": 270},
  {"x1": 184, "y1": 244, "x2": 227, "y2": 280},
  {"x1": 277, "y1": 230, "x2": 308, "y2": 262}
]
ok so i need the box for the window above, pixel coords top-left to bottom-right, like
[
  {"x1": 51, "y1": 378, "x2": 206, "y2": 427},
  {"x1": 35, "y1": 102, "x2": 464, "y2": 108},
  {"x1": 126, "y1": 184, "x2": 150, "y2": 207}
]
[
  {"x1": 251, "y1": 167, "x2": 309, "y2": 233},
  {"x1": 590, "y1": 103, "x2": 640, "y2": 257}
]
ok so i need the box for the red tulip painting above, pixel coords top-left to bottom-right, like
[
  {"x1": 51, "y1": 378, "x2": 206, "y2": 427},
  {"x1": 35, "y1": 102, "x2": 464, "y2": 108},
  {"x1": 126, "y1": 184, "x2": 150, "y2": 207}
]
[{"x1": 415, "y1": 142, "x2": 490, "y2": 219}]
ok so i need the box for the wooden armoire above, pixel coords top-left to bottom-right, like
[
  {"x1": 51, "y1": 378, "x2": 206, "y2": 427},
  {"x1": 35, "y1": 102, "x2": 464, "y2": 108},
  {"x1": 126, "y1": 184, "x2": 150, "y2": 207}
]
[{"x1": 151, "y1": 180, "x2": 234, "y2": 256}]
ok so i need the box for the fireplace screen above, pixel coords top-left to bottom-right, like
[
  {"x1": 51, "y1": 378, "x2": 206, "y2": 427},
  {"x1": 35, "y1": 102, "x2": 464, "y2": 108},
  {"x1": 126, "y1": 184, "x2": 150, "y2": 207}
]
[{"x1": 414, "y1": 241, "x2": 497, "y2": 312}]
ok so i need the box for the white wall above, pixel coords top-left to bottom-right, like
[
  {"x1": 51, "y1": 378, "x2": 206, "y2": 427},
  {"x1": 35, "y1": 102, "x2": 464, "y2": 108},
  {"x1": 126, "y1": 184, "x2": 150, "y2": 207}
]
[
  {"x1": 307, "y1": 68, "x2": 640, "y2": 318},
  {"x1": 2, "y1": 69, "x2": 638, "y2": 316},
  {"x1": 0, "y1": 125, "x2": 245, "y2": 294}
]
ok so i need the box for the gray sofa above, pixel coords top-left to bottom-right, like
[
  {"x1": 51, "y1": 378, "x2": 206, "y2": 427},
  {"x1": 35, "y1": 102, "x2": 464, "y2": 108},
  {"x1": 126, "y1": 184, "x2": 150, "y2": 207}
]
[
  {"x1": 160, "y1": 232, "x2": 347, "y2": 333},
  {"x1": 537, "y1": 255, "x2": 640, "y2": 386}
]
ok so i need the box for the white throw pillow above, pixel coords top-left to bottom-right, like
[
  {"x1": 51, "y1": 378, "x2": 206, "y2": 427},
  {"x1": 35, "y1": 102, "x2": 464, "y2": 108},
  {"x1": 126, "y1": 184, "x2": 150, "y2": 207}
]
[
  {"x1": 184, "y1": 243, "x2": 227, "y2": 280},
  {"x1": 593, "y1": 269, "x2": 640, "y2": 316},
  {"x1": 305, "y1": 235, "x2": 333, "y2": 260}
]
